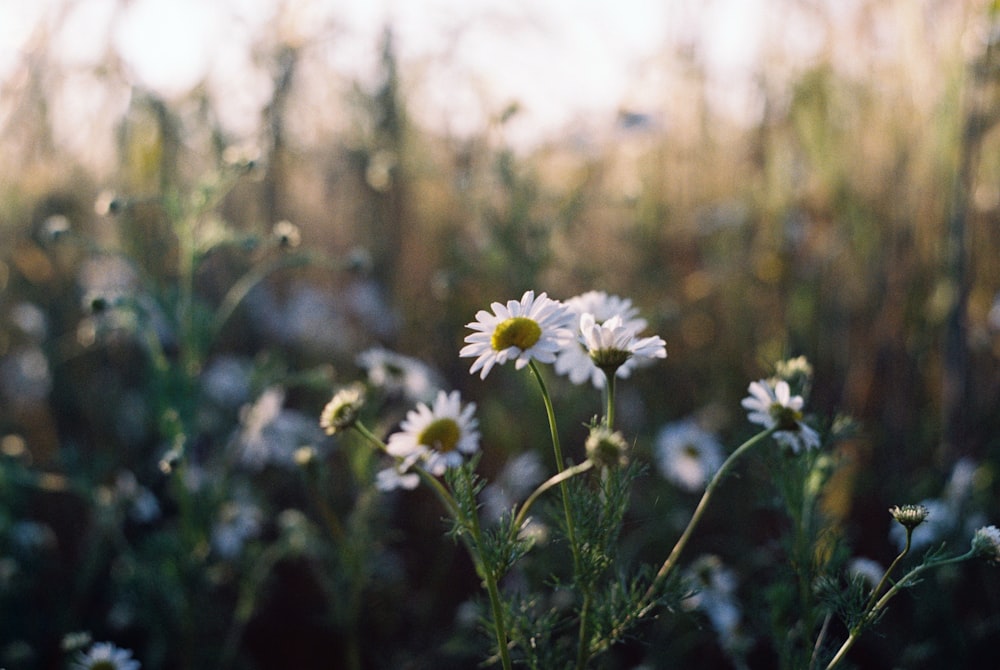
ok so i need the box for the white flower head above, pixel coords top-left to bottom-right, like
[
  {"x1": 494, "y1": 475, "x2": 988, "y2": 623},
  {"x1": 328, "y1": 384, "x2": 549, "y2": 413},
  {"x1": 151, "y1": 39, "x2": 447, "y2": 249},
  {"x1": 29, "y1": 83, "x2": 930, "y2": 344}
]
[
  {"x1": 580, "y1": 314, "x2": 666, "y2": 369},
  {"x1": 889, "y1": 498, "x2": 955, "y2": 552},
  {"x1": 460, "y1": 291, "x2": 574, "y2": 379},
  {"x1": 375, "y1": 465, "x2": 420, "y2": 492},
  {"x1": 682, "y1": 555, "x2": 743, "y2": 648},
  {"x1": 654, "y1": 418, "x2": 724, "y2": 492},
  {"x1": 564, "y1": 290, "x2": 647, "y2": 329},
  {"x1": 972, "y1": 525, "x2": 1000, "y2": 564},
  {"x1": 554, "y1": 291, "x2": 664, "y2": 388},
  {"x1": 741, "y1": 379, "x2": 820, "y2": 453},
  {"x1": 386, "y1": 390, "x2": 480, "y2": 476},
  {"x1": 71, "y1": 642, "x2": 141, "y2": 670},
  {"x1": 319, "y1": 383, "x2": 366, "y2": 434}
]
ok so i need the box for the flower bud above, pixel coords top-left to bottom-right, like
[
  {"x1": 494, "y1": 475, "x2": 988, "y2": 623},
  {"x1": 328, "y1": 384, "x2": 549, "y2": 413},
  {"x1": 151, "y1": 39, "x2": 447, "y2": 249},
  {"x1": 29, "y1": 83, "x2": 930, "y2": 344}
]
[
  {"x1": 585, "y1": 425, "x2": 629, "y2": 469},
  {"x1": 971, "y1": 525, "x2": 1000, "y2": 564},
  {"x1": 889, "y1": 504, "x2": 929, "y2": 530}
]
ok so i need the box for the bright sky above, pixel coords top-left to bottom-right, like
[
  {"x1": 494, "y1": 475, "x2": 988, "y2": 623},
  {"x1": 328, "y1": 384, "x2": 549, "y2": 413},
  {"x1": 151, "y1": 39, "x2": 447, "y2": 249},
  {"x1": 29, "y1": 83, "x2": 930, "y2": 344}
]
[{"x1": 0, "y1": 0, "x2": 805, "y2": 149}]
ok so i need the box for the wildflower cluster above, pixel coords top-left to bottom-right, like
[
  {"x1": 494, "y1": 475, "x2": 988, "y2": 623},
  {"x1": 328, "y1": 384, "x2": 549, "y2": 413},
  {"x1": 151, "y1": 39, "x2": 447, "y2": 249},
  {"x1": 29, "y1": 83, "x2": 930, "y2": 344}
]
[{"x1": 314, "y1": 289, "x2": 996, "y2": 669}]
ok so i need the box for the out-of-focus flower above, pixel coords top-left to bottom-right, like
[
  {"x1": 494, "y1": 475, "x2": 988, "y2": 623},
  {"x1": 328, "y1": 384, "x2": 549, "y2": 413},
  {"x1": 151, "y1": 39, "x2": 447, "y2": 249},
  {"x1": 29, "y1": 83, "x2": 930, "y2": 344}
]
[
  {"x1": 235, "y1": 387, "x2": 323, "y2": 469},
  {"x1": 375, "y1": 465, "x2": 420, "y2": 492},
  {"x1": 0, "y1": 347, "x2": 52, "y2": 408},
  {"x1": 70, "y1": 641, "x2": 141, "y2": 670},
  {"x1": 481, "y1": 451, "x2": 546, "y2": 521},
  {"x1": 357, "y1": 347, "x2": 443, "y2": 403},
  {"x1": 554, "y1": 291, "x2": 660, "y2": 388},
  {"x1": 773, "y1": 355, "x2": 813, "y2": 397},
  {"x1": 654, "y1": 418, "x2": 724, "y2": 492},
  {"x1": 320, "y1": 383, "x2": 366, "y2": 435},
  {"x1": 847, "y1": 557, "x2": 885, "y2": 588},
  {"x1": 585, "y1": 425, "x2": 630, "y2": 468},
  {"x1": 944, "y1": 457, "x2": 979, "y2": 505},
  {"x1": 386, "y1": 390, "x2": 480, "y2": 476},
  {"x1": 741, "y1": 378, "x2": 820, "y2": 453},
  {"x1": 271, "y1": 220, "x2": 301, "y2": 248},
  {"x1": 972, "y1": 525, "x2": 1000, "y2": 564},
  {"x1": 682, "y1": 555, "x2": 746, "y2": 656},
  {"x1": 8, "y1": 521, "x2": 57, "y2": 554},
  {"x1": 988, "y1": 292, "x2": 1000, "y2": 331},
  {"x1": 9, "y1": 302, "x2": 47, "y2": 341},
  {"x1": 212, "y1": 500, "x2": 263, "y2": 560},
  {"x1": 115, "y1": 471, "x2": 161, "y2": 524},
  {"x1": 200, "y1": 356, "x2": 253, "y2": 409},
  {"x1": 460, "y1": 291, "x2": 574, "y2": 379}
]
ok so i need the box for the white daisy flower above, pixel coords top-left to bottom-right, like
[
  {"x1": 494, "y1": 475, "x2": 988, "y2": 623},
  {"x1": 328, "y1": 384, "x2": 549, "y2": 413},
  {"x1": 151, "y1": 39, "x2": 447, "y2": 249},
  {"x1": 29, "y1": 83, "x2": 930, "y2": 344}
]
[
  {"x1": 460, "y1": 291, "x2": 574, "y2": 379},
  {"x1": 375, "y1": 465, "x2": 420, "y2": 492},
  {"x1": 741, "y1": 379, "x2": 820, "y2": 453},
  {"x1": 564, "y1": 290, "x2": 648, "y2": 330},
  {"x1": 554, "y1": 291, "x2": 656, "y2": 387},
  {"x1": 654, "y1": 418, "x2": 724, "y2": 492},
  {"x1": 71, "y1": 642, "x2": 141, "y2": 670},
  {"x1": 579, "y1": 313, "x2": 666, "y2": 370},
  {"x1": 682, "y1": 555, "x2": 745, "y2": 653},
  {"x1": 386, "y1": 390, "x2": 480, "y2": 476}
]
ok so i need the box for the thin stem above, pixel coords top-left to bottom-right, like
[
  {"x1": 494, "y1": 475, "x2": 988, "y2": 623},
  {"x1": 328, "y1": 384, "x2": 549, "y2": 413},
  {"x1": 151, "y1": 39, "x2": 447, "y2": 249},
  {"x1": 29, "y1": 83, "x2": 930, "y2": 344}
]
[
  {"x1": 527, "y1": 361, "x2": 590, "y2": 668},
  {"x1": 527, "y1": 361, "x2": 579, "y2": 551},
  {"x1": 604, "y1": 369, "x2": 617, "y2": 429},
  {"x1": 824, "y1": 550, "x2": 976, "y2": 670},
  {"x1": 512, "y1": 460, "x2": 594, "y2": 531},
  {"x1": 808, "y1": 612, "x2": 833, "y2": 670},
  {"x1": 646, "y1": 426, "x2": 777, "y2": 602},
  {"x1": 461, "y1": 468, "x2": 513, "y2": 670},
  {"x1": 596, "y1": 426, "x2": 777, "y2": 651},
  {"x1": 864, "y1": 529, "x2": 911, "y2": 613}
]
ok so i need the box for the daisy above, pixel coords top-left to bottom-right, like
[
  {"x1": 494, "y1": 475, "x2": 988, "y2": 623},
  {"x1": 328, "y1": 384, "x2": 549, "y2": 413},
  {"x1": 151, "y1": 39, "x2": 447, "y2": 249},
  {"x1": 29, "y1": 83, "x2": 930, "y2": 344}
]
[
  {"x1": 580, "y1": 313, "x2": 666, "y2": 371},
  {"x1": 460, "y1": 291, "x2": 574, "y2": 379},
  {"x1": 554, "y1": 292, "x2": 663, "y2": 387},
  {"x1": 741, "y1": 379, "x2": 820, "y2": 453},
  {"x1": 71, "y1": 642, "x2": 141, "y2": 670},
  {"x1": 375, "y1": 465, "x2": 420, "y2": 491},
  {"x1": 386, "y1": 390, "x2": 480, "y2": 476},
  {"x1": 319, "y1": 383, "x2": 365, "y2": 434},
  {"x1": 654, "y1": 418, "x2": 724, "y2": 492}
]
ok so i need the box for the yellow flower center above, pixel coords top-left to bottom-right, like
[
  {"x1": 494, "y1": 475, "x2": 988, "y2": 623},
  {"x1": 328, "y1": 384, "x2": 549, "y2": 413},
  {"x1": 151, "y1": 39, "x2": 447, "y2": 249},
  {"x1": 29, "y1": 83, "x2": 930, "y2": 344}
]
[
  {"x1": 418, "y1": 418, "x2": 461, "y2": 453},
  {"x1": 770, "y1": 403, "x2": 804, "y2": 431},
  {"x1": 491, "y1": 317, "x2": 542, "y2": 352}
]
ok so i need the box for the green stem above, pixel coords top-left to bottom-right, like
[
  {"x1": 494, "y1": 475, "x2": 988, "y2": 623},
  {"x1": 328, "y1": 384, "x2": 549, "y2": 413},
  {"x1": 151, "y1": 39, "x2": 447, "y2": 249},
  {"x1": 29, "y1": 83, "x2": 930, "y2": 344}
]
[
  {"x1": 461, "y1": 468, "x2": 513, "y2": 670},
  {"x1": 604, "y1": 369, "x2": 617, "y2": 430},
  {"x1": 596, "y1": 426, "x2": 777, "y2": 652},
  {"x1": 824, "y1": 550, "x2": 975, "y2": 670},
  {"x1": 647, "y1": 426, "x2": 777, "y2": 600},
  {"x1": 528, "y1": 361, "x2": 579, "y2": 551},
  {"x1": 864, "y1": 530, "x2": 911, "y2": 613},
  {"x1": 527, "y1": 361, "x2": 590, "y2": 666},
  {"x1": 512, "y1": 460, "x2": 594, "y2": 531}
]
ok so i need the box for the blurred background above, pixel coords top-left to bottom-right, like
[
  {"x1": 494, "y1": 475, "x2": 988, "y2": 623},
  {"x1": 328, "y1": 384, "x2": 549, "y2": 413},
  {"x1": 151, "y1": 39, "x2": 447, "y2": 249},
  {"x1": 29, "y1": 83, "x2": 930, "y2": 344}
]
[{"x1": 1, "y1": 0, "x2": 999, "y2": 668}]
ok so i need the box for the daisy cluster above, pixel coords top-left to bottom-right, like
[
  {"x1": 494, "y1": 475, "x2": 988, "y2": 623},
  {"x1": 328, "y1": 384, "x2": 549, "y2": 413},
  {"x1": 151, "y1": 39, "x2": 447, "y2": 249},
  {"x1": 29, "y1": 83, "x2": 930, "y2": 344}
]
[{"x1": 460, "y1": 290, "x2": 667, "y2": 384}]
